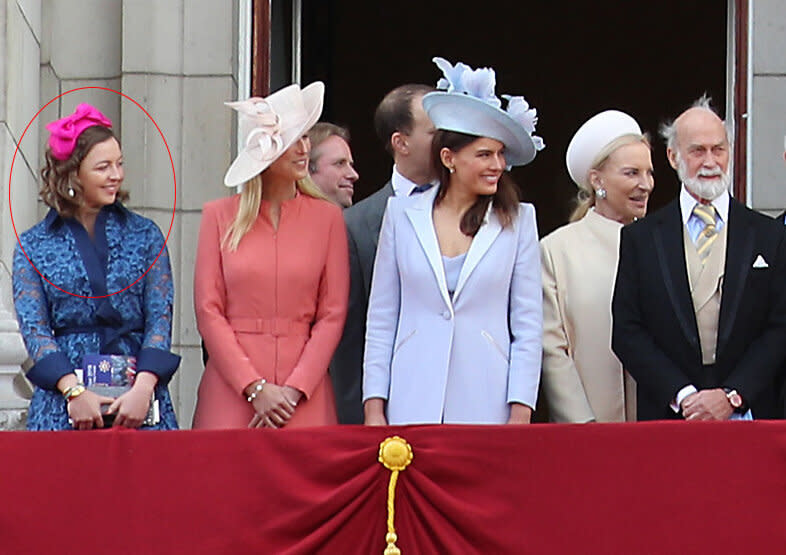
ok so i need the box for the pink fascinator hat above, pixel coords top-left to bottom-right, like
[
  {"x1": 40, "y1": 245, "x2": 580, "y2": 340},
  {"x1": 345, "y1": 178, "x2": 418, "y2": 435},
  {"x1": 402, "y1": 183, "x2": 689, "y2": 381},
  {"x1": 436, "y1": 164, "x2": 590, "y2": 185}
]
[
  {"x1": 46, "y1": 103, "x2": 113, "y2": 160},
  {"x1": 223, "y1": 81, "x2": 324, "y2": 187}
]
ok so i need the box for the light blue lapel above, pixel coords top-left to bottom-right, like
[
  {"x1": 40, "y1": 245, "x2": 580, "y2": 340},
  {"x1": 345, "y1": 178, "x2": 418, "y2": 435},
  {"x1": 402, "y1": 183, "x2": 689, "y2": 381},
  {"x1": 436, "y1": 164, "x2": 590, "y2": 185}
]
[
  {"x1": 453, "y1": 204, "x2": 502, "y2": 302},
  {"x1": 404, "y1": 186, "x2": 452, "y2": 311}
]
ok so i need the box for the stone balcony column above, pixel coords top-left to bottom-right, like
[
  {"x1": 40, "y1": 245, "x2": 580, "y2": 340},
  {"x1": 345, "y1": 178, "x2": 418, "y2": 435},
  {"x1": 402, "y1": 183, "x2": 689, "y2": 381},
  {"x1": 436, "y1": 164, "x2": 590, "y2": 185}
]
[
  {"x1": 0, "y1": 273, "x2": 30, "y2": 430},
  {"x1": 0, "y1": 0, "x2": 45, "y2": 429}
]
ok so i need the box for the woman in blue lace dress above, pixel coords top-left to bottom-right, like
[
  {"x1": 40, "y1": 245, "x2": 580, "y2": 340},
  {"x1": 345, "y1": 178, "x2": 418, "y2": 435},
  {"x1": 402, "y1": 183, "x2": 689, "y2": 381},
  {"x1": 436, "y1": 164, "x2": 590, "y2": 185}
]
[{"x1": 13, "y1": 103, "x2": 180, "y2": 430}]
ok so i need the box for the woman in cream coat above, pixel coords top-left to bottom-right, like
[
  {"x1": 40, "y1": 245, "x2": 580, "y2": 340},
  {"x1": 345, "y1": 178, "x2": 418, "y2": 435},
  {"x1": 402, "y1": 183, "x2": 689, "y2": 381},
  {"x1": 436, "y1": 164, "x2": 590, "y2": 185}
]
[
  {"x1": 363, "y1": 57, "x2": 545, "y2": 425},
  {"x1": 541, "y1": 110, "x2": 653, "y2": 422}
]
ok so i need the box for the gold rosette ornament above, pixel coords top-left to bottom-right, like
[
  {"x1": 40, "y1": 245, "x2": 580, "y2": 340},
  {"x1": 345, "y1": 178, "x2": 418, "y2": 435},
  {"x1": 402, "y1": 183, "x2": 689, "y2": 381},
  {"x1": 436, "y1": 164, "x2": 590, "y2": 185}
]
[{"x1": 378, "y1": 436, "x2": 413, "y2": 555}]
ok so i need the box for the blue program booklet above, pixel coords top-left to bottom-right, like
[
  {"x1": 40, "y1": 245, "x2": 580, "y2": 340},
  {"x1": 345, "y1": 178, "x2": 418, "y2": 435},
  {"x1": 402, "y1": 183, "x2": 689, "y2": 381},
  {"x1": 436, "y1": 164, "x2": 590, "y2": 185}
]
[
  {"x1": 82, "y1": 354, "x2": 137, "y2": 387},
  {"x1": 76, "y1": 355, "x2": 159, "y2": 426}
]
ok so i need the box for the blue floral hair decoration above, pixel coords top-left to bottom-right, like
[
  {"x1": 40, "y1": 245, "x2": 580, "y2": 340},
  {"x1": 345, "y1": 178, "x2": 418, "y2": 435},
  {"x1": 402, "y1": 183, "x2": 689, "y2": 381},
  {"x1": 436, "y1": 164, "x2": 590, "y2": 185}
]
[{"x1": 433, "y1": 57, "x2": 545, "y2": 151}]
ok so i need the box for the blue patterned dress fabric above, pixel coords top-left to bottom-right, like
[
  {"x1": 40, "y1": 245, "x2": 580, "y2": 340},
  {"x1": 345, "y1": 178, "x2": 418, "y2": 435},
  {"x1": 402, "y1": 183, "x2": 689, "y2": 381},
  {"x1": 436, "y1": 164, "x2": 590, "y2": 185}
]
[{"x1": 13, "y1": 203, "x2": 180, "y2": 430}]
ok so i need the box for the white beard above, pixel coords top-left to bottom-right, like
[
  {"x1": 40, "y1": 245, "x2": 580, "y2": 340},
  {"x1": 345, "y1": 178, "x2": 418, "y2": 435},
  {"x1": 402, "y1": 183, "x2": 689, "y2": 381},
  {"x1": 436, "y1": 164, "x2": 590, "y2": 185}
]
[{"x1": 677, "y1": 155, "x2": 730, "y2": 200}]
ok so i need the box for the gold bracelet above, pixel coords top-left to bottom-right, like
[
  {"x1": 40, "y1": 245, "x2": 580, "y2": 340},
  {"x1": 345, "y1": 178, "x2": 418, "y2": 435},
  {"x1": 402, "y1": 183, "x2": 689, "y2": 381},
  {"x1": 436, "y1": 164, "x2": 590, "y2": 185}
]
[
  {"x1": 246, "y1": 379, "x2": 266, "y2": 403},
  {"x1": 63, "y1": 384, "x2": 86, "y2": 402}
]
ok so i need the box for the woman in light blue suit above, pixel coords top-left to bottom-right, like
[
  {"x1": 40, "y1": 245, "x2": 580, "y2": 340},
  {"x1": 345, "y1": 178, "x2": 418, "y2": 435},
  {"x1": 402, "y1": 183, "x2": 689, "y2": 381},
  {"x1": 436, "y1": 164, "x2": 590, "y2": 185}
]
[{"x1": 363, "y1": 57, "x2": 546, "y2": 425}]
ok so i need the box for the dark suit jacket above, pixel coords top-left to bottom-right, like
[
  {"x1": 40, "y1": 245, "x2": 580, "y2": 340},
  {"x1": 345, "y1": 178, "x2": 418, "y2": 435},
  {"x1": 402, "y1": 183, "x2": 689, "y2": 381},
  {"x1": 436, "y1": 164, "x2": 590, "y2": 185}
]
[
  {"x1": 329, "y1": 182, "x2": 393, "y2": 423},
  {"x1": 776, "y1": 210, "x2": 786, "y2": 416},
  {"x1": 612, "y1": 197, "x2": 786, "y2": 420}
]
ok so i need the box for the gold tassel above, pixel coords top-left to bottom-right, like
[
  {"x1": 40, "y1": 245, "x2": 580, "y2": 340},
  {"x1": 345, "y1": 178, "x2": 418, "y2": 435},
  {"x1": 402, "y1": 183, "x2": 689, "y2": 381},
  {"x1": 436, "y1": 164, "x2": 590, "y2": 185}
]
[{"x1": 378, "y1": 436, "x2": 413, "y2": 555}]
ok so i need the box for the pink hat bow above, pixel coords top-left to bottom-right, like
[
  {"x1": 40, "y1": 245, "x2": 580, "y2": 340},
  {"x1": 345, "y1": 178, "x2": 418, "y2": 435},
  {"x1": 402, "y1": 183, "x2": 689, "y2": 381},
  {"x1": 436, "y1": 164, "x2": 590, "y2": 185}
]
[
  {"x1": 225, "y1": 98, "x2": 284, "y2": 163},
  {"x1": 223, "y1": 82, "x2": 324, "y2": 187},
  {"x1": 46, "y1": 103, "x2": 113, "y2": 160}
]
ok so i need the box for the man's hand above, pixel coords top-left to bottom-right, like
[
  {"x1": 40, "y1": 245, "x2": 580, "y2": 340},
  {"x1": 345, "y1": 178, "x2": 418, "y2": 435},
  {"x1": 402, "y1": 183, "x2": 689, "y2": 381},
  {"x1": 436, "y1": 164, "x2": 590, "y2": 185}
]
[{"x1": 681, "y1": 388, "x2": 734, "y2": 421}]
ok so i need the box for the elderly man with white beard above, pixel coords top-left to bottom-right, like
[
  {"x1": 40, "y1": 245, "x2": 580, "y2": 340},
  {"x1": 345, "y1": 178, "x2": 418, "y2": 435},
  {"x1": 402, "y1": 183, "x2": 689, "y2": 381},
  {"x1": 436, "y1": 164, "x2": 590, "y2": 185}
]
[{"x1": 611, "y1": 96, "x2": 786, "y2": 421}]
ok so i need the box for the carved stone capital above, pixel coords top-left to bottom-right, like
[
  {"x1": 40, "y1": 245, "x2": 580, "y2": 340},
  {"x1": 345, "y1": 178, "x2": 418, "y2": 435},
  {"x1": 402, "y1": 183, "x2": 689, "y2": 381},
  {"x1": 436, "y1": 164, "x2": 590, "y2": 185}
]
[{"x1": 0, "y1": 408, "x2": 28, "y2": 430}]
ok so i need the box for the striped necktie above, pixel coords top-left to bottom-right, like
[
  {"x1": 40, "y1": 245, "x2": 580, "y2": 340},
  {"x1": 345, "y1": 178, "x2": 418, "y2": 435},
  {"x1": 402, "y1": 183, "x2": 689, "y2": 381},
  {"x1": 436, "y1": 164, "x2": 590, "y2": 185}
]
[{"x1": 693, "y1": 203, "x2": 718, "y2": 263}]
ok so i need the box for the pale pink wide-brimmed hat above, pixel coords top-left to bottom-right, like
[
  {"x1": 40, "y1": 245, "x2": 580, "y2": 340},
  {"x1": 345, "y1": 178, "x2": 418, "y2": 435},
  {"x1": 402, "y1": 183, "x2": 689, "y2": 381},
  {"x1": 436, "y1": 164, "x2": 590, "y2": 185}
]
[{"x1": 223, "y1": 81, "x2": 324, "y2": 187}]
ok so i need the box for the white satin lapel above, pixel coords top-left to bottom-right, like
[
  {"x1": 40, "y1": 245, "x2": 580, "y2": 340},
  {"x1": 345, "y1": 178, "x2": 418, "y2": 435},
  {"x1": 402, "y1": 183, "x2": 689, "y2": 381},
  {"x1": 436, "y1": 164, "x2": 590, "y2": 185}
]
[
  {"x1": 404, "y1": 188, "x2": 452, "y2": 310},
  {"x1": 453, "y1": 206, "x2": 502, "y2": 302}
]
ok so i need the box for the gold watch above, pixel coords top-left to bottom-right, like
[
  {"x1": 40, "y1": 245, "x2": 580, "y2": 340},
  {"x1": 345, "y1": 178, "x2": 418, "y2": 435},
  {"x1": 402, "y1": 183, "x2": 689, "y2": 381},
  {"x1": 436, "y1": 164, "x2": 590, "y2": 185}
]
[{"x1": 63, "y1": 384, "x2": 86, "y2": 402}]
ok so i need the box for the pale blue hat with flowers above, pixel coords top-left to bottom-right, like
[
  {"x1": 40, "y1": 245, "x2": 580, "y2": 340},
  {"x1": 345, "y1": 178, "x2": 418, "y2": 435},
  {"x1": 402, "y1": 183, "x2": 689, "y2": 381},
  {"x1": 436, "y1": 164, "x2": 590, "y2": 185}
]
[{"x1": 422, "y1": 57, "x2": 545, "y2": 167}]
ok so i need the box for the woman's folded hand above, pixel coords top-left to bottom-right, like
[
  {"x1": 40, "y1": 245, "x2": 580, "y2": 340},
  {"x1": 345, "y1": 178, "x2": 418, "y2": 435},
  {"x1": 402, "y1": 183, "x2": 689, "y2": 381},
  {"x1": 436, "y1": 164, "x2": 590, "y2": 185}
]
[
  {"x1": 248, "y1": 383, "x2": 297, "y2": 429},
  {"x1": 105, "y1": 371, "x2": 157, "y2": 428},
  {"x1": 507, "y1": 403, "x2": 532, "y2": 425},
  {"x1": 67, "y1": 390, "x2": 114, "y2": 430}
]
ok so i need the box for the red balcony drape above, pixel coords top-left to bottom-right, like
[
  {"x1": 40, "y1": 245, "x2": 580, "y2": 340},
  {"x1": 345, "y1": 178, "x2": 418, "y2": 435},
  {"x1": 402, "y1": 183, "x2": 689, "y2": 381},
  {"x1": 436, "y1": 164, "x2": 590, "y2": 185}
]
[{"x1": 2, "y1": 422, "x2": 785, "y2": 554}]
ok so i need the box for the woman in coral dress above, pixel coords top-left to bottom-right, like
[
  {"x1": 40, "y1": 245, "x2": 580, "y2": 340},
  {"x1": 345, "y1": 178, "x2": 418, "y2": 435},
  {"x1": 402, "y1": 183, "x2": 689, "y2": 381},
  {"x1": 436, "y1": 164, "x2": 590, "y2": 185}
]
[{"x1": 192, "y1": 82, "x2": 349, "y2": 429}]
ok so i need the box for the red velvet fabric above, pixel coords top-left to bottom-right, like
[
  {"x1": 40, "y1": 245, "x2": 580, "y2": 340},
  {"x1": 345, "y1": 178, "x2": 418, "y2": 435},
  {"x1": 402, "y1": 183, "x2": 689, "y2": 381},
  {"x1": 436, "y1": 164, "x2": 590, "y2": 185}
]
[{"x1": 2, "y1": 422, "x2": 785, "y2": 554}]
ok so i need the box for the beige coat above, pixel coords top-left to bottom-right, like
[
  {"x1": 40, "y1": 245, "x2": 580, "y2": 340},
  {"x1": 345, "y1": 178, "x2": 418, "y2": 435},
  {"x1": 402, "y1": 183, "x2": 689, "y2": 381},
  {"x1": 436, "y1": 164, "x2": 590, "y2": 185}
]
[{"x1": 540, "y1": 209, "x2": 636, "y2": 422}]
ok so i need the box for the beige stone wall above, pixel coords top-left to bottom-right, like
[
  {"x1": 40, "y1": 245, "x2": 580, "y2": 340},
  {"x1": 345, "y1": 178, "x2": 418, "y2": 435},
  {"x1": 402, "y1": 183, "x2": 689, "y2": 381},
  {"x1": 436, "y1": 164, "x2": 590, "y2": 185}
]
[
  {"x1": 750, "y1": 0, "x2": 786, "y2": 214},
  {"x1": 0, "y1": 0, "x2": 44, "y2": 428},
  {"x1": 120, "y1": 0, "x2": 238, "y2": 426}
]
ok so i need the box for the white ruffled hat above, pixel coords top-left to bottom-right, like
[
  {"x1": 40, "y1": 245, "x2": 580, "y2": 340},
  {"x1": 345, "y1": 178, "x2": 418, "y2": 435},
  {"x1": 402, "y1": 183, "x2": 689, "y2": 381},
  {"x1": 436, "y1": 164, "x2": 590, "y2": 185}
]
[
  {"x1": 422, "y1": 57, "x2": 545, "y2": 167},
  {"x1": 565, "y1": 110, "x2": 642, "y2": 189},
  {"x1": 224, "y1": 81, "x2": 324, "y2": 187}
]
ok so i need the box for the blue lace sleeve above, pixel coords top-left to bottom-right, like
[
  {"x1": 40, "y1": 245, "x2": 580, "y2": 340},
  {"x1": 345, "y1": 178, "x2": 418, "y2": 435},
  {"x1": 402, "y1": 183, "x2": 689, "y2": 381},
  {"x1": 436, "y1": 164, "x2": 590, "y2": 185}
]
[
  {"x1": 12, "y1": 240, "x2": 73, "y2": 389},
  {"x1": 136, "y1": 223, "x2": 180, "y2": 384}
]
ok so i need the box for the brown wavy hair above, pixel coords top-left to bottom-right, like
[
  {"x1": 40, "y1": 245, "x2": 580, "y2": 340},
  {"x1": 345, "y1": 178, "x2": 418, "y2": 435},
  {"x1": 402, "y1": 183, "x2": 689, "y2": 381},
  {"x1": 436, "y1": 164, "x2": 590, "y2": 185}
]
[
  {"x1": 432, "y1": 130, "x2": 521, "y2": 236},
  {"x1": 40, "y1": 125, "x2": 129, "y2": 218}
]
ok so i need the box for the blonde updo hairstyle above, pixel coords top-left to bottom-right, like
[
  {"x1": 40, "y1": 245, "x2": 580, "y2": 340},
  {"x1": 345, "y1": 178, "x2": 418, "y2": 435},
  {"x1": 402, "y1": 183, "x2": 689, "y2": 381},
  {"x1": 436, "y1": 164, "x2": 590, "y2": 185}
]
[{"x1": 569, "y1": 133, "x2": 650, "y2": 222}]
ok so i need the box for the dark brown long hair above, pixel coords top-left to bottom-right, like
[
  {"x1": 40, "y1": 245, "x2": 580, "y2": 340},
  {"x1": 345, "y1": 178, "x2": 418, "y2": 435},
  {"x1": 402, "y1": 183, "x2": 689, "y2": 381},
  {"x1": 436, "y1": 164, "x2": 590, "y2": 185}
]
[
  {"x1": 40, "y1": 125, "x2": 129, "y2": 218},
  {"x1": 431, "y1": 130, "x2": 521, "y2": 236}
]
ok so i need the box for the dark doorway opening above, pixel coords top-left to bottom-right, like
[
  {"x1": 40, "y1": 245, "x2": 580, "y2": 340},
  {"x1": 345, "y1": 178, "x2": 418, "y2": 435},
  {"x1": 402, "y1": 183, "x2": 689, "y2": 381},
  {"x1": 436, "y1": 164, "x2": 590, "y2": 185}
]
[{"x1": 301, "y1": 1, "x2": 728, "y2": 236}]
